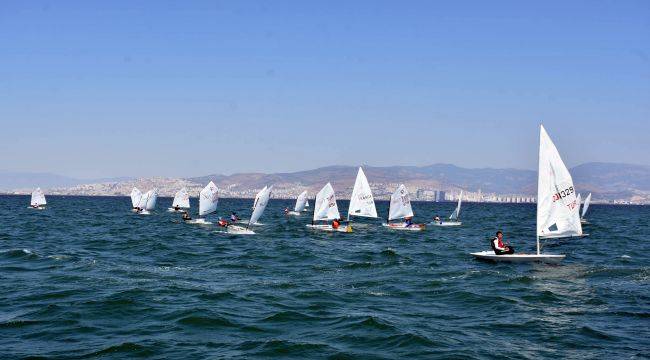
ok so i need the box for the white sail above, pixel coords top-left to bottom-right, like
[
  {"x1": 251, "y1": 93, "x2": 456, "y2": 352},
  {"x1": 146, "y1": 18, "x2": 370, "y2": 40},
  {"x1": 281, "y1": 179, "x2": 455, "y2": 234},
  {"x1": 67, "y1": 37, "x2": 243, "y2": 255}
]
[
  {"x1": 450, "y1": 190, "x2": 463, "y2": 220},
  {"x1": 294, "y1": 191, "x2": 308, "y2": 212},
  {"x1": 199, "y1": 181, "x2": 219, "y2": 216},
  {"x1": 249, "y1": 185, "x2": 272, "y2": 226},
  {"x1": 576, "y1": 193, "x2": 582, "y2": 214},
  {"x1": 536, "y1": 125, "x2": 583, "y2": 238},
  {"x1": 582, "y1": 193, "x2": 592, "y2": 219},
  {"x1": 31, "y1": 188, "x2": 46, "y2": 206},
  {"x1": 313, "y1": 183, "x2": 340, "y2": 221},
  {"x1": 172, "y1": 187, "x2": 190, "y2": 208},
  {"x1": 138, "y1": 190, "x2": 150, "y2": 209},
  {"x1": 348, "y1": 167, "x2": 377, "y2": 219},
  {"x1": 145, "y1": 189, "x2": 158, "y2": 210},
  {"x1": 130, "y1": 187, "x2": 141, "y2": 208},
  {"x1": 305, "y1": 200, "x2": 310, "y2": 207},
  {"x1": 388, "y1": 184, "x2": 414, "y2": 221}
]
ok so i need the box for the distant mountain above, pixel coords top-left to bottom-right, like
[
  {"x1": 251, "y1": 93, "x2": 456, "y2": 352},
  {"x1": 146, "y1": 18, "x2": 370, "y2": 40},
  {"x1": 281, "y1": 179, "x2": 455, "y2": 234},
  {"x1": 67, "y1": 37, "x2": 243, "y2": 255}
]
[
  {"x1": 0, "y1": 171, "x2": 132, "y2": 191},
  {"x1": 570, "y1": 162, "x2": 650, "y2": 199}
]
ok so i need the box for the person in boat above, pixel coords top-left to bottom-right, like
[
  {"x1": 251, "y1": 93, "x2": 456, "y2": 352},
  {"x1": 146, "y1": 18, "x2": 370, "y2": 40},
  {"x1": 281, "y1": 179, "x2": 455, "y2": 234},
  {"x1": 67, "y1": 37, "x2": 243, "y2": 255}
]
[
  {"x1": 284, "y1": 207, "x2": 289, "y2": 215},
  {"x1": 404, "y1": 216, "x2": 414, "y2": 227},
  {"x1": 134, "y1": 207, "x2": 142, "y2": 213},
  {"x1": 332, "y1": 218, "x2": 341, "y2": 229},
  {"x1": 491, "y1": 230, "x2": 514, "y2": 255},
  {"x1": 181, "y1": 211, "x2": 192, "y2": 221},
  {"x1": 230, "y1": 212, "x2": 240, "y2": 222},
  {"x1": 433, "y1": 215, "x2": 441, "y2": 223},
  {"x1": 217, "y1": 217, "x2": 229, "y2": 228},
  {"x1": 174, "y1": 205, "x2": 180, "y2": 211}
]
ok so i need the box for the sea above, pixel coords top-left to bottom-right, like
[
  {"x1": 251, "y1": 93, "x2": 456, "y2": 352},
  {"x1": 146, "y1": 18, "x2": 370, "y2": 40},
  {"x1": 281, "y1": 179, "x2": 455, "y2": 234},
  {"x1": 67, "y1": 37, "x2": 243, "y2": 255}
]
[{"x1": 1, "y1": 195, "x2": 648, "y2": 359}]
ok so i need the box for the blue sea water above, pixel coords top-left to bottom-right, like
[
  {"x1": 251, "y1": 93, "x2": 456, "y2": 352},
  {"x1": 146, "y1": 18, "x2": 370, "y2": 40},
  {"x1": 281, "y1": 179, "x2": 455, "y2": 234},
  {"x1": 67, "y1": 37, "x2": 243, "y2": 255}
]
[{"x1": 0, "y1": 195, "x2": 648, "y2": 359}]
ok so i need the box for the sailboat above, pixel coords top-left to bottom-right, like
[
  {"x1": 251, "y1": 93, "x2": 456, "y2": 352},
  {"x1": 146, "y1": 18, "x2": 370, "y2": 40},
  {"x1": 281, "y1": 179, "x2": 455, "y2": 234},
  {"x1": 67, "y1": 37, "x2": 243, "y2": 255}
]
[
  {"x1": 471, "y1": 125, "x2": 575, "y2": 263},
  {"x1": 304, "y1": 199, "x2": 310, "y2": 211},
  {"x1": 430, "y1": 190, "x2": 463, "y2": 226},
  {"x1": 287, "y1": 190, "x2": 308, "y2": 216},
  {"x1": 580, "y1": 193, "x2": 592, "y2": 224},
  {"x1": 229, "y1": 186, "x2": 272, "y2": 234},
  {"x1": 382, "y1": 184, "x2": 425, "y2": 231},
  {"x1": 130, "y1": 187, "x2": 142, "y2": 211},
  {"x1": 189, "y1": 182, "x2": 218, "y2": 224},
  {"x1": 136, "y1": 190, "x2": 151, "y2": 215},
  {"x1": 306, "y1": 183, "x2": 352, "y2": 232},
  {"x1": 347, "y1": 167, "x2": 378, "y2": 221},
  {"x1": 168, "y1": 187, "x2": 190, "y2": 212},
  {"x1": 145, "y1": 189, "x2": 158, "y2": 211},
  {"x1": 30, "y1": 188, "x2": 46, "y2": 209}
]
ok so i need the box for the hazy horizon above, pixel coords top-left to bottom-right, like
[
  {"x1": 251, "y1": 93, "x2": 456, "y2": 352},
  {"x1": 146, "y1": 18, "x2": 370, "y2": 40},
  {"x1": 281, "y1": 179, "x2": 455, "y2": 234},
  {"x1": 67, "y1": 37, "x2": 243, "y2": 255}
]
[{"x1": 1, "y1": 1, "x2": 648, "y2": 178}]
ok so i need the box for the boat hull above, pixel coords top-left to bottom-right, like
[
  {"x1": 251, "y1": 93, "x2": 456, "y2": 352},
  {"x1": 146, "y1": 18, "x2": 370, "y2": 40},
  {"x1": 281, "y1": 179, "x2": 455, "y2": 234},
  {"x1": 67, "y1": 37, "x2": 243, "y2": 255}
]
[
  {"x1": 188, "y1": 218, "x2": 211, "y2": 225},
  {"x1": 470, "y1": 250, "x2": 565, "y2": 264},
  {"x1": 539, "y1": 233, "x2": 589, "y2": 240},
  {"x1": 227, "y1": 225, "x2": 255, "y2": 235},
  {"x1": 306, "y1": 224, "x2": 353, "y2": 233},
  {"x1": 382, "y1": 223, "x2": 426, "y2": 231},
  {"x1": 430, "y1": 221, "x2": 462, "y2": 227},
  {"x1": 287, "y1": 211, "x2": 301, "y2": 216}
]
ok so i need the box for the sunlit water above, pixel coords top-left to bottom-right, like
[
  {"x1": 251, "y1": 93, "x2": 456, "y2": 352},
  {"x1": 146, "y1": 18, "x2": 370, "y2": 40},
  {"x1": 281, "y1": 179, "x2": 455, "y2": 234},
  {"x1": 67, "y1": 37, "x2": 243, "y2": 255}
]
[{"x1": 1, "y1": 195, "x2": 648, "y2": 359}]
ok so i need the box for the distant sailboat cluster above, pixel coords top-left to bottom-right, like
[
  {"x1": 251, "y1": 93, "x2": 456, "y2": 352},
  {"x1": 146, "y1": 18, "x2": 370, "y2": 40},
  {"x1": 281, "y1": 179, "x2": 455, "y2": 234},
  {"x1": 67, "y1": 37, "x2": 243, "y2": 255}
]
[{"x1": 25, "y1": 124, "x2": 596, "y2": 264}]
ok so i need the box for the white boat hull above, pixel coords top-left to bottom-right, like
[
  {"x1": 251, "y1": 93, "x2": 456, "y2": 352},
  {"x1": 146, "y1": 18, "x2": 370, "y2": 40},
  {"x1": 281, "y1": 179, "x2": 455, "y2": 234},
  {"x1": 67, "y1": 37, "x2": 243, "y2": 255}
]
[
  {"x1": 470, "y1": 250, "x2": 565, "y2": 264},
  {"x1": 188, "y1": 218, "x2": 212, "y2": 225},
  {"x1": 287, "y1": 211, "x2": 301, "y2": 216},
  {"x1": 28, "y1": 206, "x2": 45, "y2": 210},
  {"x1": 306, "y1": 224, "x2": 353, "y2": 233},
  {"x1": 167, "y1": 207, "x2": 188, "y2": 212},
  {"x1": 227, "y1": 225, "x2": 255, "y2": 235},
  {"x1": 429, "y1": 221, "x2": 462, "y2": 227},
  {"x1": 382, "y1": 223, "x2": 426, "y2": 231},
  {"x1": 138, "y1": 210, "x2": 151, "y2": 215}
]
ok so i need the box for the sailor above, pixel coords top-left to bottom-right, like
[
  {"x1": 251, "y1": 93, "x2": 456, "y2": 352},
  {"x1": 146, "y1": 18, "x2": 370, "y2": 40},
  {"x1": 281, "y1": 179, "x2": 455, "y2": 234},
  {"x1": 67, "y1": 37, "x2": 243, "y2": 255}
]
[
  {"x1": 218, "y1": 217, "x2": 229, "y2": 228},
  {"x1": 230, "y1": 212, "x2": 240, "y2": 222},
  {"x1": 491, "y1": 230, "x2": 514, "y2": 255},
  {"x1": 181, "y1": 211, "x2": 192, "y2": 221},
  {"x1": 332, "y1": 218, "x2": 341, "y2": 229},
  {"x1": 433, "y1": 215, "x2": 441, "y2": 223},
  {"x1": 174, "y1": 205, "x2": 180, "y2": 211},
  {"x1": 284, "y1": 207, "x2": 290, "y2": 214},
  {"x1": 404, "y1": 216, "x2": 414, "y2": 227}
]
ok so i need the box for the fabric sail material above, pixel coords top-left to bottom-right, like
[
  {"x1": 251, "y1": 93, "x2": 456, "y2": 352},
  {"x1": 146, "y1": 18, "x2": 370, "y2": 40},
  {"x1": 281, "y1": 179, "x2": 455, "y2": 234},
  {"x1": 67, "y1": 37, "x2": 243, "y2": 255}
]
[
  {"x1": 31, "y1": 188, "x2": 46, "y2": 206},
  {"x1": 199, "y1": 181, "x2": 219, "y2": 216},
  {"x1": 536, "y1": 125, "x2": 583, "y2": 238},
  {"x1": 348, "y1": 167, "x2": 377, "y2": 218},
  {"x1": 137, "y1": 191, "x2": 150, "y2": 209},
  {"x1": 145, "y1": 189, "x2": 158, "y2": 210},
  {"x1": 388, "y1": 184, "x2": 414, "y2": 221},
  {"x1": 450, "y1": 190, "x2": 463, "y2": 220},
  {"x1": 172, "y1": 187, "x2": 190, "y2": 208},
  {"x1": 294, "y1": 191, "x2": 308, "y2": 212},
  {"x1": 313, "y1": 183, "x2": 340, "y2": 221},
  {"x1": 249, "y1": 185, "x2": 272, "y2": 226},
  {"x1": 130, "y1": 188, "x2": 141, "y2": 208},
  {"x1": 582, "y1": 193, "x2": 592, "y2": 218}
]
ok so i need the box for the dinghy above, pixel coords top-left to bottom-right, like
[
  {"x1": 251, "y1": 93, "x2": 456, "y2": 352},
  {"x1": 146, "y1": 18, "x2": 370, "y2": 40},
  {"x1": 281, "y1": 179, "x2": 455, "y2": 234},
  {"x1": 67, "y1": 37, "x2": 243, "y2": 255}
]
[
  {"x1": 306, "y1": 183, "x2": 352, "y2": 232},
  {"x1": 471, "y1": 125, "x2": 573, "y2": 263},
  {"x1": 580, "y1": 193, "x2": 592, "y2": 224},
  {"x1": 130, "y1": 187, "x2": 142, "y2": 211},
  {"x1": 136, "y1": 190, "x2": 151, "y2": 215},
  {"x1": 382, "y1": 184, "x2": 425, "y2": 231},
  {"x1": 168, "y1": 187, "x2": 190, "y2": 212},
  {"x1": 188, "y1": 182, "x2": 218, "y2": 224},
  {"x1": 287, "y1": 191, "x2": 308, "y2": 216},
  {"x1": 430, "y1": 190, "x2": 463, "y2": 226},
  {"x1": 228, "y1": 185, "x2": 272, "y2": 235},
  {"x1": 347, "y1": 167, "x2": 378, "y2": 221},
  {"x1": 143, "y1": 189, "x2": 158, "y2": 211},
  {"x1": 30, "y1": 188, "x2": 46, "y2": 209}
]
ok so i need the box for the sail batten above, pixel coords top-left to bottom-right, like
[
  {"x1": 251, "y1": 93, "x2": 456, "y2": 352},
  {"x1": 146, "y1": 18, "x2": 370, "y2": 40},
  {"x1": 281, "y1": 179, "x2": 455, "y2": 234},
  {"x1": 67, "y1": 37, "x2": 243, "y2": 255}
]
[{"x1": 348, "y1": 167, "x2": 378, "y2": 219}]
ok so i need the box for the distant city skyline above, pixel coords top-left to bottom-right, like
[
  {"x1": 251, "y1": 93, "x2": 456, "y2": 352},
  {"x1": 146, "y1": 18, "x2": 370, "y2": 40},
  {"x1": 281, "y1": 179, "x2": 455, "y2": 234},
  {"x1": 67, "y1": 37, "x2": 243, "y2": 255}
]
[{"x1": 1, "y1": 1, "x2": 648, "y2": 178}]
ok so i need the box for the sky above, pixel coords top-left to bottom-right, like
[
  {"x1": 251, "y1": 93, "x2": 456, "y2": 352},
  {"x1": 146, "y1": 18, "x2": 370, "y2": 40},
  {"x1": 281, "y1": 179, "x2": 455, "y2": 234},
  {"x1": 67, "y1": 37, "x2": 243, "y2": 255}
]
[{"x1": 0, "y1": 0, "x2": 648, "y2": 178}]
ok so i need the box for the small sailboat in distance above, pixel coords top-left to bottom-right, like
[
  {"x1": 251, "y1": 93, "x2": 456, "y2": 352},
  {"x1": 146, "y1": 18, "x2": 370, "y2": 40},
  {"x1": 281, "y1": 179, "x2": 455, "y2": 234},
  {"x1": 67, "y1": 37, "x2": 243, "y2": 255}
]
[
  {"x1": 168, "y1": 187, "x2": 190, "y2": 212},
  {"x1": 189, "y1": 182, "x2": 218, "y2": 224},
  {"x1": 471, "y1": 125, "x2": 573, "y2": 264},
  {"x1": 136, "y1": 190, "x2": 151, "y2": 215},
  {"x1": 431, "y1": 190, "x2": 463, "y2": 226},
  {"x1": 347, "y1": 167, "x2": 378, "y2": 221},
  {"x1": 382, "y1": 184, "x2": 425, "y2": 231},
  {"x1": 130, "y1": 187, "x2": 142, "y2": 211},
  {"x1": 229, "y1": 185, "x2": 272, "y2": 234},
  {"x1": 304, "y1": 199, "x2": 310, "y2": 211},
  {"x1": 581, "y1": 193, "x2": 592, "y2": 224},
  {"x1": 306, "y1": 183, "x2": 352, "y2": 232},
  {"x1": 30, "y1": 188, "x2": 46, "y2": 209},
  {"x1": 287, "y1": 190, "x2": 308, "y2": 216}
]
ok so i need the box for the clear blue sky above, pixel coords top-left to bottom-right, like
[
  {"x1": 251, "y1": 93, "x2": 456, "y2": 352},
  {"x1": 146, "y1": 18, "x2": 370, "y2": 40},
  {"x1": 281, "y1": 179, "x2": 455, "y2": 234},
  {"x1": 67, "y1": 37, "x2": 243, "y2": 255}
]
[{"x1": 1, "y1": 1, "x2": 648, "y2": 178}]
